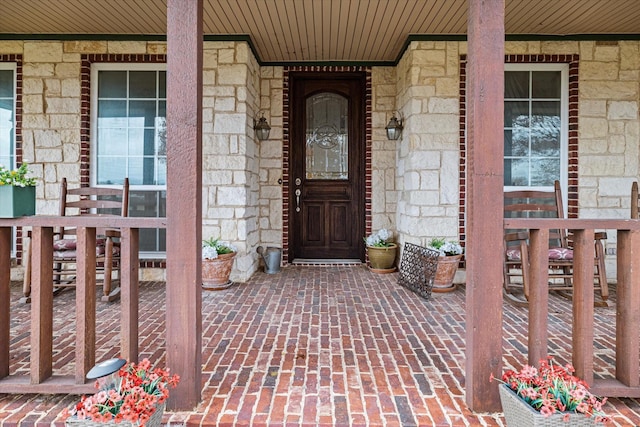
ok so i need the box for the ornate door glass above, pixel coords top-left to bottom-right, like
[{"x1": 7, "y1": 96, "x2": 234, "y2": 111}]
[{"x1": 305, "y1": 93, "x2": 348, "y2": 180}]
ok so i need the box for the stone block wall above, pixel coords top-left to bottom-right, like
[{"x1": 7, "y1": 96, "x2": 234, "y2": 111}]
[
  {"x1": 3, "y1": 37, "x2": 640, "y2": 280},
  {"x1": 394, "y1": 41, "x2": 463, "y2": 248},
  {"x1": 202, "y1": 41, "x2": 261, "y2": 281},
  {"x1": 257, "y1": 67, "x2": 284, "y2": 250}
]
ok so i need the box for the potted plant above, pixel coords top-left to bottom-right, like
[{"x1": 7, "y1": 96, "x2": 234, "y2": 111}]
[
  {"x1": 0, "y1": 163, "x2": 37, "y2": 218},
  {"x1": 492, "y1": 357, "x2": 609, "y2": 426},
  {"x1": 427, "y1": 237, "x2": 463, "y2": 292},
  {"x1": 62, "y1": 358, "x2": 180, "y2": 427},
  {"x1": 202, "y1": 237, "x2": 237, "y2": 290},
  {"x1": 364, "y1": 228, "x2": 397, "y2": 272}
]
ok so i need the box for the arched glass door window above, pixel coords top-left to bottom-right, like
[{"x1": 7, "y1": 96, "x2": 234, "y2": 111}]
[{"x1": 305, "y1": 92, "x2": 348, "y2": 180}]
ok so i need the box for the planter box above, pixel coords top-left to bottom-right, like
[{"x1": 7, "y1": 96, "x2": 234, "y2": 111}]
[
  {"x1": 0, "y1": 186, "x2": 35, "y2": 218},
  {"x1": 499, "y1": 385, "x2": 596, "y2": 426}
]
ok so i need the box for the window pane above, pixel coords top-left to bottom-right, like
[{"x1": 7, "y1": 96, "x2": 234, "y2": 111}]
[
  {"x1": 129, "y1": 190, "x2": 166, "y2": 252},
  {"x1": 95, "y1": 68, "x2": 166, "y2": 254},
  {"x1": 98, "y1": 71, "x2": 127, "y2": 97},
  {"x1": 531, "y1": 159, "x2": 560, "y2": 186},
  {"x1": 504, "y1": 101, "x2": 529, "y2": 128},
  {"x1": 158, "y1": 72, "x2": 166, "y2": 98},
  {"x1": 532, "y1": 71, "x2": 561, "y2": 98},
  {"x1": 98, "y1": 100, "x2": 127, "y2": 119},
  {"x1": 129, "y1": 71, "x2": 157, "y2": 98},
  {"x1": 504, "y1": 68, "x2": 564, "y2": 189},
  {"x1": 98, "y1": 127, "x2": 127, "y2": 156},
  {"x1": 97, "y1": 157, "x2": 126, "y2": 184},
  {"x1": 127, "y1": 157, "x2": 144, "y2": 185},
  {"x1": 505, "y1": 71, "x2": 529, "y2": 98},
  {"x1": 504, "y1": 158, "x2": 529, "y2": 187}
]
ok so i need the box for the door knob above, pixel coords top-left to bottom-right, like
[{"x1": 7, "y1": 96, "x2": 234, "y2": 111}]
[{"x1": 295, "y1": 189, "x2": 301, "y2": 212}]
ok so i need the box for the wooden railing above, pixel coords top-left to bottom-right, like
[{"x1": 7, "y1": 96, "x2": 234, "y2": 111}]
[
  {"x1": 0, "y1": 216, "x2": 166, "y2": 394},
  {"x1": 504, "y1": 218, "x2": 640, "y2": 398}
]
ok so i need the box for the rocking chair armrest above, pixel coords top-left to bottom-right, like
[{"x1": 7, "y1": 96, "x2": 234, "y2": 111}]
[
  {"x1": 504, "y1": 231, "x2": 529, "y2": 243},
  {"x1": 595, "y1": 231, "x2": 607, "y2": 241},
  {"x1": 102, "y1": 228, "x2": 121, "y2": 238}
]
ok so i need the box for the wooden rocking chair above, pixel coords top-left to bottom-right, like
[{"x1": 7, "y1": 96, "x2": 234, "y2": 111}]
[
  {"x1": 22, "y1": 178, "x2": 129, "y2": 303},
  {"x1": 503, "y1": 181, "x2": 608, "y2": 306}
]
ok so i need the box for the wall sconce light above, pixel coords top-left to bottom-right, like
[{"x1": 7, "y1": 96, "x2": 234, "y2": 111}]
[
  {"x1": 385, "y1": 113, "x2": 403, "y2": 141},
  {"x1": 254, "y1": 113, "x2": 271, "y2": 141}
]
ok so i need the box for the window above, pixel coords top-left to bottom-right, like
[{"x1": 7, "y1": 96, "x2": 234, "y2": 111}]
[
  {"x1": 0, "y1": 63, "x2": 15, "y2": 170},
  {"x1": 504, "y1": 64, "x2": 568, "y2": 192},
  {"x1": 91, "y1": 64, "x2": 166, "y2": 256}
]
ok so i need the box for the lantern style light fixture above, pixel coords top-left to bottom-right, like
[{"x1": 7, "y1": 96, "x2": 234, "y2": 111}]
[
  {"x1": 385, "y1": 113, "x2": 403, "y2": 140},
  {"x1": 86, "y1": 357, "x2": 127, "y2": 390},
  {"x1": 253, "y1": 113, "x2": 271, "y2": 141}
]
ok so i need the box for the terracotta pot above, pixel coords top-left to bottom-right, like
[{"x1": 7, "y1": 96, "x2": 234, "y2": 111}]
[
  {"x1": 433, "y1": 254, "x2": 462, "y2": 291},
  {"x1": 367, "y1": 244, "x2": 398, "y2": 271},
  {"x1": 202, "y1": 252, "x2": 236, "y2": 290}
]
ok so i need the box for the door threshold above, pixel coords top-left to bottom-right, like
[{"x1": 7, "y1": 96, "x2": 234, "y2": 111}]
[{"x1": 291, "y1": 258, "x2": 363, "y2": 266}]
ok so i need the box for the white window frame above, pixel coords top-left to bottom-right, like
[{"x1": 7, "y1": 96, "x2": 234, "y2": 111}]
[
  {"x1": 90, "y1": 63, "x2": 167, "y2": 258},
  {"x1": 0, "y1": 62, "x2": 17, "y2": 256},
  {"x1": 504, "y1": 63, "x2": 569, "y2": 210}
]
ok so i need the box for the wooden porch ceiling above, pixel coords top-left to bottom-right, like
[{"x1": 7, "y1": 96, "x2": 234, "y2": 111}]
[{"x1": 2, "y1": 0, "x2": 640, "y2": 63}]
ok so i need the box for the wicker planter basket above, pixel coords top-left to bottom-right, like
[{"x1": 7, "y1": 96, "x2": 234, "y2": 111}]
[
  {"x1": 65, "y1": 402, "x2": 165, "y2": 427},
  {"x1": 499, "y1": 385, "x2": 596, "y2": 427}
]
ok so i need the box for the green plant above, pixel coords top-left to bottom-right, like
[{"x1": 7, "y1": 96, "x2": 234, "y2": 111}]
[
  {"x1": 62, "y1": 358, "x2": 179, "y2": 425},
  {"x1": 364, "y1": 228, "x2": 394, "y2": 247},
  {"x1": 0, "y1": 163, "x2": 36, "y2": 187},
  {"x1": 202, "y1": 237, "x2": 237, "y2": 259},
  {"x1": 492, "y1": 357, "x2": 609, "y2": 423},
  {"x1": 427, "y1": 237, "x2": 463, "y2": 256}
]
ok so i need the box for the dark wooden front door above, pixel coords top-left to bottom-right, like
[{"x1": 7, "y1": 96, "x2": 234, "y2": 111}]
[{"x1": 289, "y1": 72, "x2": 365, "y2": 261}]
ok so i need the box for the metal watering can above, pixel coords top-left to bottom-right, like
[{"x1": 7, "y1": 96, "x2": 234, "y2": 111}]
[{"x1": 257, "y1": 246, "x2": 282, "y2": 274}]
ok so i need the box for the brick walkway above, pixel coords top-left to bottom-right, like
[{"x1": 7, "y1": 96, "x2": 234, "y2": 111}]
[{"x1": 1, "y1": 265, "x2": 640, "y2": 426}]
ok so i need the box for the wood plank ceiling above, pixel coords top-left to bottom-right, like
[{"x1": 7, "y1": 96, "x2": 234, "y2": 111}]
[{"x1": 2, "y1": 0, "x2": 640, "y2": 63}]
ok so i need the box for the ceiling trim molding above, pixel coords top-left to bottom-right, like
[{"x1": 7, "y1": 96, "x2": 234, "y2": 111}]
[{"x1": 2, "y1": 33, "x2": 640, "y2": 67}]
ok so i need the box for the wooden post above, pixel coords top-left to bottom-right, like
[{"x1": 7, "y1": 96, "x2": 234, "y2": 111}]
[
  {"x1": 120, "y1": 227, "x2": 139, "y2": 362},
  {"x1": 616, "y1": 229, "x2": 640, "y2": 386},
  {"x1": 0, "y1": 227, "x2": 10, "y2": 378},
  {"x1": 572, "y1": 229, "x2": 595, "y2": 385},
  {"x1": 166, "y1": 0, "x2": 203, "y2": 410},
  {"x1": 75, "y1": 227, "x2": 96, "y2": 383},
  {"x1": 528, "y1": 229, "x2": 549, "y2": 366},
  {"x1": 31, "y1": 226, "x2": 53, "y2": 384},
  {"x1": 465, "y1": 0, "x2": 505, "y2": 412}
]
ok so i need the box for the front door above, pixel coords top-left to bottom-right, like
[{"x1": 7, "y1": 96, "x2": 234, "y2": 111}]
[{"x1": 289, "y1": 72, "x2": 365, "y2": 261}]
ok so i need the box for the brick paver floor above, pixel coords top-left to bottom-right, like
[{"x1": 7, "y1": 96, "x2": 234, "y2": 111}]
[{"x1": 1, "y1": 265, "x2": 640, "y2": 426}]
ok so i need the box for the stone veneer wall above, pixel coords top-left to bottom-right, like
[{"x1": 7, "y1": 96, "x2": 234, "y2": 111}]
[
  {"x1": 2, "y1": 38, "x2": 639, "y2": 278},
  {"x1": 202, "y1": 41, "x2": 261, "y2": 281},
  {"x1": 394, "y1": 41, "x2": 463, "y2": 249},
  {"x1": 395, "y1": 40, "x2": 640, "y2": 260},
  {"x1": 256, "y1": 67, "x2": 284, "y2": 250}
]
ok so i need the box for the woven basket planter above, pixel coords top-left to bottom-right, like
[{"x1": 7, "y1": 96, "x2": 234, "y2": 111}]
[
  {"x1": 65, "y1": 402, "x2": 164, "y2": 427},
  {"x1": 499, "y1": 385, "x2": 597, "y2": 426}
]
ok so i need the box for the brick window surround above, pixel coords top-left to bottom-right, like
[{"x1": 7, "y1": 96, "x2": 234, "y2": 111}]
[
  {"x1": 0, "y1": 55, "x2": 24, "y2": 262},
  {"x1": 81, "y1": 54, "x2": 167, "y2": 269},
  {"x1": 459, "y1": 54, "x2": 580, "y2": 249},
  {"x1": 282, "y1": 66, "x2": 372, "y2": 264}
]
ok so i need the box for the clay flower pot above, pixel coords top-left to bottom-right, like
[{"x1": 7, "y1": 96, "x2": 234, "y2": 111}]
[{"x1": 202, "y1": 252, "x2": 237, "y2": 290}]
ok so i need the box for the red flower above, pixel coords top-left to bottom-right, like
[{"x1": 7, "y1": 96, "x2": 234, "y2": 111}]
[
  {"x1": 495, "y1": 357, "x2": 610, "y2": 423},
  {"x1": 61, "y1": 358, "x2": 180, "y2": 426}
]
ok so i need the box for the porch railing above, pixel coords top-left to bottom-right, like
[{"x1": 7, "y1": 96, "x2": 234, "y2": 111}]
[
  {"x1": 504, "y1": 218, "x2": 640, "y2": 398},
  {"x1": 0, "y1": 216, "x2": 166, "y2": 394}
]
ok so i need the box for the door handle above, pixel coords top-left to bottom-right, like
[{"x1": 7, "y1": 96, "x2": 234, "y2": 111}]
[{"x1": 295, "y1": 189, "x2": 301, "y2": 212}]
